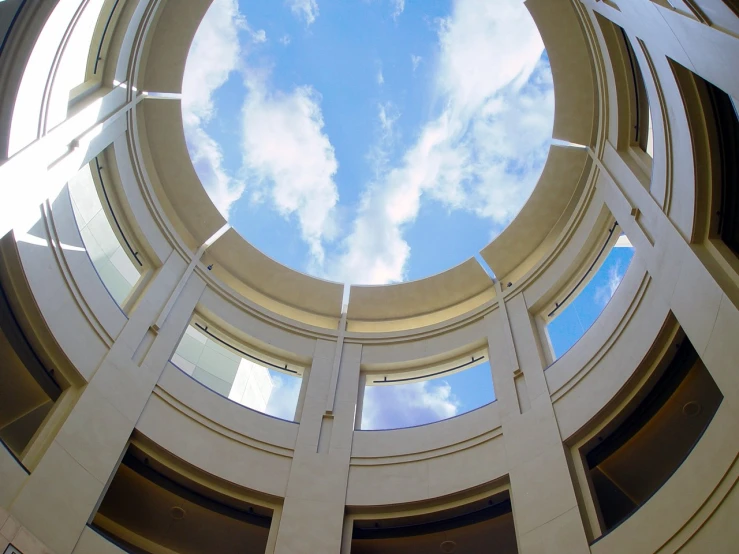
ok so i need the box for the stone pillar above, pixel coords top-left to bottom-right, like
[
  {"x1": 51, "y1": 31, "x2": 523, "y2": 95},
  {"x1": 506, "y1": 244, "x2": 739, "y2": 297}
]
[
  {"x1": 597, "y1": 145, "x2": 739, "y2": 418},
  {"x1": 273, "y1": 332, "x2": 361, "y2": 554},
  {"x1": 6, "y1": 250, "x2": 205, "y2": 554},
  {"x1": 487, "y1": 285, "x2": 590, "y2": 553}
]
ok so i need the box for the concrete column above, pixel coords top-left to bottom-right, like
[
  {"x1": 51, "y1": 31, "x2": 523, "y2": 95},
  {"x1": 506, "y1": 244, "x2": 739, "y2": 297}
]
[
  {"x1": 597, "y1": 143, "x2": 739, "y2": 420},
  {"x1": 6, "y1": 250, "x2": 205, "y2": 554},
  {"x1": 274, "y1": 334, "x2": 362, "y2": 554},
  {"x1": 487, "y1": 290, "x2": 590, "y2": 553}
]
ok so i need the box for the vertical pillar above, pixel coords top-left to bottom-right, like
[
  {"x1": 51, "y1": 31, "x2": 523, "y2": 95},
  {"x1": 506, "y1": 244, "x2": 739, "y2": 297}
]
[
  {"x1": 273, "y1": 332, "x2": 361, "y2": 554},
  {"x1": 6, "y1": 250, "x2": 205, "y2": 554},
  {"x1": 585, "y1": 0, "x2": 739, "y2": 101},
  {"x1": 487, "y1": 289, "x2": 590, "y2": 553},
  {"x1": 597, "y1": 144, "x2": 739, "y2": 418}
]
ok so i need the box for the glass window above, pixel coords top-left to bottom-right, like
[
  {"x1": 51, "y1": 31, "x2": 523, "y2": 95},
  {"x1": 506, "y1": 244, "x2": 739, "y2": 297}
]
[
  {"x1": 68, "y1": 161, "x2": 142, "y2": 307},
  {"x1": 360, "y1": 357, "x2": 495, "y2": 430},
  {"x1": 546, "y1": 236, "x2": 635, "y2": 360},
  {"x1": 172, "y1": 325, "x2": 302, "y2": 421}
]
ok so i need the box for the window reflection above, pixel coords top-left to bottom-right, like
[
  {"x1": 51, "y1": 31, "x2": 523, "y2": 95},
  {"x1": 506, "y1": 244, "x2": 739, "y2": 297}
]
[
  {"x1": 172, "y1": 325, "x2": 302, "y2": 421},
  {"x1": 360, "y1": 358, "x2": 495, "y2": 430},
  {"x1": 68, "y1": 162, "x2": 142, "y2": 307},
  {"x1": 546, "y1": 238, "x2": 634, "y2": 360}
]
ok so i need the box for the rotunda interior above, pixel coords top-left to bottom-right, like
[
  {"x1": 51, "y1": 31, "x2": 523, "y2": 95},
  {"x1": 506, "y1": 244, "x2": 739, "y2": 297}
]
[{"x1": 0, "y1": 0, "x2": 738, "y2": 553}]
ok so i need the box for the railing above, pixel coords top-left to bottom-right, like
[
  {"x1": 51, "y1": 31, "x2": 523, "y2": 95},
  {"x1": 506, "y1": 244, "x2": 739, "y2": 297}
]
[
  {"x1": 172, "y1": 324, "x2": 302, "y2": 421},
  {"x1": 194, "y1": 323, "x2": 298, "y2": 374},
  {"x1": 546, "y1": 228, "x2": 634, "y2": 360},
  {"x1": 92, "y1": 0, "x2": 120, "y2": 74},
  {"x1": 360, "y1": 357, "x2": 495, "y2": 430},
  {"x1": 548, "y1": 223, "x2": 618, "y2": 318},
  {"x1": 0, "y1": 278, "x2": 61, "y2": 397},
  {"x1": 95, "y1": 157, "x2": 142, "y2": 266},
  {"x1": 0, "y1": 0, "x2": 29, "y2": 61},
  {"x1": 620, "y1": 28, "x2": 642, "y2": 144},
  {"x1": 371, "y1": 355, "x2": 486, "y2": 384},
  {"x1": 68, "y1": 160, "x2": 142, "y2": 306}
]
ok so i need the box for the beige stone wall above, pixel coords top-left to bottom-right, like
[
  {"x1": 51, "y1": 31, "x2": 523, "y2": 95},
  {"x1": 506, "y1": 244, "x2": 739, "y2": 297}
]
[{"x1": 0, "y1": 0, "x2": 737, "y2": 553}]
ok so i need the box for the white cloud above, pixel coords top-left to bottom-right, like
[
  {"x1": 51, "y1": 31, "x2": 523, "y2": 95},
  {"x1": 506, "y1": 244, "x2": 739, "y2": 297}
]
[
  {"x1": 595, "y1": 260, "x2": 626, "y2": 307},
  {"x1": 182, "y1": 0, "x2": 247, "y2": 219},
  {"x1": 187, "y1": 126, "x2": 246, "y2": 217},
  {"x1": 279, "y1": 34, "x2": 292, "y2": 46},
  {"x1": 240, "y1": 76, "x2": 339, "y2": 265},
  {"x1": 392, "y1": 0, "x2": 405, "y2": 20},
  {"x1": 287, "y1": 0, "x2": 319, "y2": 25},
  {"x1": 182, "y1": 0, "x2": 243, "y2": 127},
  {"x1": 364, "y1": 102, "x2": 400, "y2": 195},
  {"x1": 265, "y1": 373, "x2": 302, "y2": 420},
  {"x1": 251, "y1": 29, "x2": 267, "y2": 43},
  {"x1": 361, "y1": 380, "x2": 459, "y2": 430},
  {"x1": 185, "y1": 0, "x2": 553, "y2": 285},
  {"x1": 184, "y1": 0, "x2": 336, "y2": 266},
  {"x1": 326, "y1": 0, "x2": 553, "y2": 284},
  {"x1": 378, "y1": 102, "x2": 399, "y2": 136},
  {"x1": 411, "y1": 54, "x2": 422, "y2": 71},
  {"x1": 377, "y1": 69, "x2": 384, "y2": 86}
]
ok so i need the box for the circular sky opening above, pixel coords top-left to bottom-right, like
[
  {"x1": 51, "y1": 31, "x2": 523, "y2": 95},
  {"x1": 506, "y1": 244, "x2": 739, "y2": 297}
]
[{"x1": 183, "y1": 0, "x2": 554, "y2": 285}]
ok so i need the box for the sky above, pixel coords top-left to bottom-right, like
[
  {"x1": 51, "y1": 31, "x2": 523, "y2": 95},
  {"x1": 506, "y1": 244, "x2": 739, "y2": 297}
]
[
  {"x1": 547, "y1": 243, "x2": 635, "y2": 359},
  {"x1": 182, "y1": 0, "x2": 555, "y2": 285},
  {"x1": 171, "y1": 241, "x2": 635, "y2": 428},
  {"x1": 360, "y1": 242, "x2": 635, "y2": 429},
  {"x1": 179, "y1": 0, "x2": 631, "y2": 430}
]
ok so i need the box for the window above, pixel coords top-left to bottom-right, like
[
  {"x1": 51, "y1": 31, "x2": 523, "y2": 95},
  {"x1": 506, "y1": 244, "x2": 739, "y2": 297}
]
[
  {"x1": 706, "y1": 81, "x2": 739, "y2": 256},
  {"x1": 0, "y1": 267, "x2": 62, "y2": 462},
  {"x1": 546, "y1": 233, "x2": 635, "y2": 360},
  {"x1": 172, "y1": 324, "x2": 302, "y2": 421},
  {"x1": 595, "y1": 16, "x2": 655, "y2": 182},
  {"x1": 359, "y1": 356, "x2": 495, "y2": 430},
  {"x1": 68, "y1": 159, "x2": 143, "y2": 308},
  {"x1": 351, "y1": 493, "x2": 516, "y2": 554},
  {"x1": 671, "y1": 61, "x2": 739, "y2": 260},
  {"x1": 584, "y1": 337, "x2": 722, "y2": 534},
  {"x1": 92, "y1": 445, "x2": 273, "y2": 554}
]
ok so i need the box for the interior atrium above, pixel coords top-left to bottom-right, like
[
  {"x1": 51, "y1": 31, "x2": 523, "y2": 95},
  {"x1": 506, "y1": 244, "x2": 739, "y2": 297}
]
[{"x1": 0, "y1": 0, "x2": 738, "y2": 553}]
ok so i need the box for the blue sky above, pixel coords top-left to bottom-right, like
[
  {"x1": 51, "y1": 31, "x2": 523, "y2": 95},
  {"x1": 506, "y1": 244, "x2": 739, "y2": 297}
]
[
  {"x1": 183, "y1": 0, "x2": 555, "y2": 285},
  {"x1": 181, "y1": 0, "x2": 628, "y2": 429},
  {"x1": 547, "y1": 243, "x2": 635, "y2": 359},
  {"x1": 172, "y1": 241, "x2": 635, "y2": 427},
  {"x1": 360, "y1": 242, "x2": 635, "y2": 429}
]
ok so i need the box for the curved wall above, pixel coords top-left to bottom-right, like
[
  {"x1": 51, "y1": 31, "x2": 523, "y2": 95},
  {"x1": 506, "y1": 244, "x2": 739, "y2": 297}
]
[{"x1": 0, "y1": 0, "x2": 738, "y2": 553}]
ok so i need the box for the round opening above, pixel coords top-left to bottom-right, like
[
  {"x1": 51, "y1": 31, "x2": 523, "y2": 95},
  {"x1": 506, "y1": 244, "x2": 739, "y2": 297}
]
[
  {"x1": 183, "y1": 0, "x2": 554, "y2": 285},
  {"x1": 440, "y1": 540, "x2": 457, "y2": 553},
  {"x1": 170, "y1": 506, "x2": 186, "y2": 520},
  {"x1": 682, "y1": 400, "x2": 702, "y2": 418}
]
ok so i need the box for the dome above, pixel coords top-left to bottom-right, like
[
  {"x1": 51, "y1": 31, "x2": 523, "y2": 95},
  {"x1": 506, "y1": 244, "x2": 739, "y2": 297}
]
[{"x1": 0, "y1": 0, "x2": 738, "y2": 553}]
